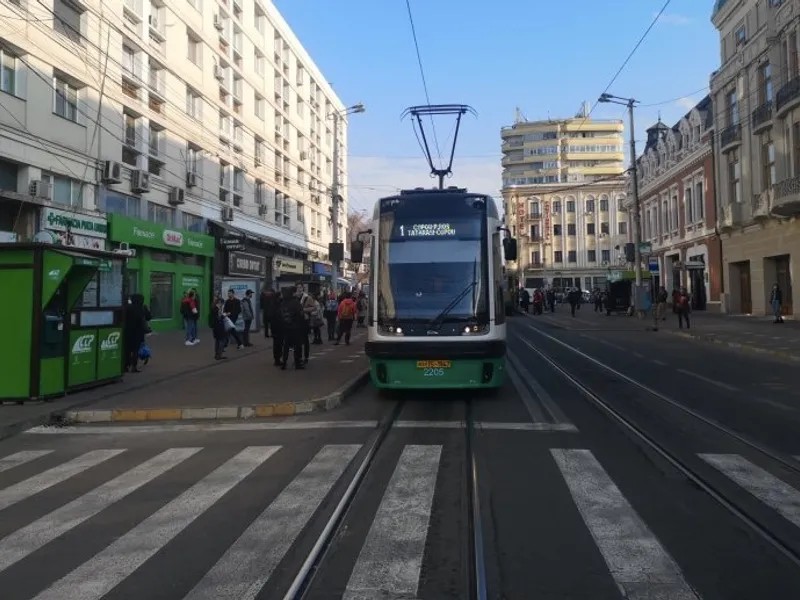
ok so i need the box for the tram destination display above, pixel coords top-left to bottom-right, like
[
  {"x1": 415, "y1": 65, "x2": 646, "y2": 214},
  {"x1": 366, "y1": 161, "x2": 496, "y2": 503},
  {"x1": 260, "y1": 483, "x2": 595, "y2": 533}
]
[{"x1": 390, "y1": 220, "x2": 479, "y2": 240}]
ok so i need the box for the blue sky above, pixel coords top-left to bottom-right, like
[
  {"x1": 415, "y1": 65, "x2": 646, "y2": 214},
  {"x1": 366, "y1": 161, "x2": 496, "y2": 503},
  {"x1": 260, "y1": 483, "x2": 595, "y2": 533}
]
[{"x1": 273, "y1": 0, "x2": 720, "y2": 213}]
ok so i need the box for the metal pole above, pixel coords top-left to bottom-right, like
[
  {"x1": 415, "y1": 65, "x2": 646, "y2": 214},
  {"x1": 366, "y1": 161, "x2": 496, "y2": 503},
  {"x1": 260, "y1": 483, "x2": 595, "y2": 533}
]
[
  {"x1": 628, "y1": 100, "x2": 644, "y2": 317},
  {"x1": 331, "y1": 111, "x2": 340, "y2": 287}
]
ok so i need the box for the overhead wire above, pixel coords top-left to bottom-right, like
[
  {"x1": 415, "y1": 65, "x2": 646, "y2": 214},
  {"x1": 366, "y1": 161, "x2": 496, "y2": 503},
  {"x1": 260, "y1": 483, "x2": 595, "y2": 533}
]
[{"x1": 403, "y1": 0, "x2": 443, "y2": 166}]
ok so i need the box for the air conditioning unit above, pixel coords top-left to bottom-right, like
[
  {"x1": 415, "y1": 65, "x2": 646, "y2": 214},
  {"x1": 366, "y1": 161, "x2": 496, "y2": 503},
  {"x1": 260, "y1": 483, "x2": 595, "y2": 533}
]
[
  {"x1": 131, "y1": 169, "x2": 151, "y2": 193},
  {"x1": 221, "y1": 205, "x2": 234, "y2": 221},
  {"x1": 168, "y1": 187, "x2": 185, "y2": 205},
  {"x1": 186, "y1": 172, "x2": 198, "y2": 187},
  {"x1": 258, "y1": 204, "x2": 268, "y2": 216},
  {"x1": 213, "y1": 14, "x2": 223, "y2": 30},
  {"x1": 213, "y1": 64, "x2": 224, "y2": 80},
  {"x1": 149, "y1": 15, "x2": 159, "y2": 28},
  {"x1": 29, "y1": 180, "x2": 52, "y2": 199},
  {"x1": 102, "y1": 160, "x2": 123, "y2": 183}
]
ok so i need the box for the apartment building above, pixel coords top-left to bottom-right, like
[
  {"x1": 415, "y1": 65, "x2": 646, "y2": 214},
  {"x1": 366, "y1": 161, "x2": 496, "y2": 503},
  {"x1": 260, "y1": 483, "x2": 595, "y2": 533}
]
[
  {"x1": 501, "y1": 110, "x2": 630, "y2": 291},
  {"x1": 0, "y1": 0, "x2": 347, "y2": 326},
  {"x1": 632, "y1": 97, "x2": 722, "y2": 311},
  {"x1": 711, "y1": 0, "x2": 799, "y2": 315}
]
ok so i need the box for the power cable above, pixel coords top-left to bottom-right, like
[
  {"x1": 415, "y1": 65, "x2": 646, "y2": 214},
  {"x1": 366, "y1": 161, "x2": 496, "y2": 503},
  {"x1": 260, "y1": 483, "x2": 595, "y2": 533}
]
[{"x1": 403, "y1": 0, "x2": 442, "y2": 166}]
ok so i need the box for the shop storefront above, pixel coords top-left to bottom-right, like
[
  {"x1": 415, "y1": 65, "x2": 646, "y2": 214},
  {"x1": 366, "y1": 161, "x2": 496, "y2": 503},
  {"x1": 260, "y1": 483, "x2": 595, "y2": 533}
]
[
  {"x1": 274, "y1": 255, "x2": 306, "y2": 288},
  {"x1": 107, "y1": 214, "x2": 214, "y2": 331},
  {"x1": 222, "y1": 250, "x2": 268, "y2": 332},
  {"x1": 40, "y1": 206, "x2": 108, "y2": 250}
]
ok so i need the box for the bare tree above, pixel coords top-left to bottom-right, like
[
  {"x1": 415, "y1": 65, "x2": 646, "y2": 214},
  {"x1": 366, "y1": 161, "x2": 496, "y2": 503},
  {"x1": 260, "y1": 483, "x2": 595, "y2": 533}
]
[{"x1": 347, "y1": 209, "x2": 371, "y2": 243}]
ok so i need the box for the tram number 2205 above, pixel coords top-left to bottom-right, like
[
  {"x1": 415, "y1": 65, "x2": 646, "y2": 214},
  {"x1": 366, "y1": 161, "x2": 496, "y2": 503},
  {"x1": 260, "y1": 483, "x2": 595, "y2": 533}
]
[{"x1": 423, "y1": 368, "x2": 445, "y2": 377}]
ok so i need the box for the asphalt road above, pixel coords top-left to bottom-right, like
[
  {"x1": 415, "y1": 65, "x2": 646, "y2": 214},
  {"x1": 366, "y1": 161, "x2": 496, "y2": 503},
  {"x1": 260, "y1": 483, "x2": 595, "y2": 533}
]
[{"x1": 0, "y1": 319, "x2": 799, "y2": 599}]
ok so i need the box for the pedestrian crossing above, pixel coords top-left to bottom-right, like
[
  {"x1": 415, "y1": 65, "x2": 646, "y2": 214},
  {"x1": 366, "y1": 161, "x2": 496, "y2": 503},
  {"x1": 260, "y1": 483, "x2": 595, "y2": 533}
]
[{"x1": 0, "y1": 446, "x2": 799, "y2": 599}]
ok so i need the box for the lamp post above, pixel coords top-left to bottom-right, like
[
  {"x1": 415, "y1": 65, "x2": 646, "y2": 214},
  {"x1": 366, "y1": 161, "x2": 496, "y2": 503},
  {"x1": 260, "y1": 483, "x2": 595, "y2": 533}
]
[
  {"x1": 598, "y1": 92, "x2": 649, "y2": 321},
  {"x1": 329, "y1": 103, "x2": 365, "y2": 288}
]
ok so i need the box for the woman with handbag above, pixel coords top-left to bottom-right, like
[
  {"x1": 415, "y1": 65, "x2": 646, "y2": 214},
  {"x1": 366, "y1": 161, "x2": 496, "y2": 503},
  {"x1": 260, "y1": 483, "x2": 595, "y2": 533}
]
[
  {"x1": 124, "y1": 293, "x2": 149, "y2": 372},
  {"x1": 211, "y1": 296, "x2": 232, "y2": 360}
]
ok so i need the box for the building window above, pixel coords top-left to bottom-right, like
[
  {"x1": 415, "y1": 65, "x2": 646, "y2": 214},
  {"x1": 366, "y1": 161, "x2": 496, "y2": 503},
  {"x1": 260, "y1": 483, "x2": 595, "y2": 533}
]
[
  {"x1": 567, "y1": 223, "x2": 576, "y2": 236},
  {"x1": 567, "y1": 250, "x2": 577, "y2": 263},
  {"x1": 601, "y1": 250, "x2": 610, "y2": 263},
  {"x1": 53, "y1": 76, "x2": 80, "y2": 122},
  {"x1": 785, "y1": 31, "x2": 799, "y2": 80},
  {"x1": 182, "y1": 212, "x2": 204, "y2": 232},
  {"x1": 529, "y1": 224, "x2": 540, "y2": 239},
  {"x1": 586, "y1": 223, "x2": 595, "y2": 235},
  {"x1": 531, "y1": 251, "x2": 541, "y2": 265},
  {"x1": 186, "y1": 87, "x2": 202, "y2": 119},
  {"x1": 587, "y1": 250, "x2": 596, "y2": 262},
  {"x1": 0, "y1": 47, "x2": 19, "y2": 97},
  {"x1": 727, "y1": 150, "x2": 741, "y2": 204},
  {"x1": 685, "y1": 186, "x2": 694, "y2": 224},
  {"x1": 552, "y1": 200, "x2": 561, "y2": 213},
  {"x1": 147, "y1": 201, "x2": 174, "y2": 225},
  {"x1": 695, "y1": 181, "x2": 704, "y2": 220},
  {"x1": 53, "y1": 0, "x2": 84, "y2": 44},
  {"x1": 671, "y1": 196, "x2": 679, "y2": 232},
  {"x1": 41, "y1": 172, "x2": 80, "y2": 206},
  {"x1": 585, "y1": 199, "x2": 595, "y2": 213},
  {"x1": 759, "y1": 62, "x2": 773, "y2": 104},
  {"x1": 529, "y1": 200, "x2": 540, "y2": 216},
  {"x1": 186, "y1": 143, "x2": 200, "y2": 176},
  {"x1": 553, "y1": 224, "x2": 562, "y2": 236},
  {"x1": 187, "y1": 31, "x2": 201, "y2": 65},
  {"x1": 792, "y1": 122, "x2": 800, "y2": 177},
  {"x1": 726, "y1": 89, "x2": 738, "y2": 126},
  {"x1": 566, "y1": 200, "x2": 575, "y2": 212},
  {"x1": 618, "y1": 221, "x2": 628, "y2": 235},
  {"x1": 599, "y1": 197, "x2": 608, "y2": 212},
  {"x1": 104, "y1": 194, "x2": 140, "y2": 217},
  {"x1": 600, "y1": 222, "x2": 609, "y2": 234},
  {"x1": 554, "y1": 250, "x2": 563, "y2": 263},
  {"x1": 254, "y1": 93, "x2": 265, "y2": 120},
  {"x1": 762, "y1": 134, "x2": 776, "y2": 190}
]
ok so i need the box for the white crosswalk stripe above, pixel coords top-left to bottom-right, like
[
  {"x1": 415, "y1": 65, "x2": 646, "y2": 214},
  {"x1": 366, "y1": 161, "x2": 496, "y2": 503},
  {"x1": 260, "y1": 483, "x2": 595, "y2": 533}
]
[{"x1": 0, "y1": 446, "x2": 798, "y2": 599}]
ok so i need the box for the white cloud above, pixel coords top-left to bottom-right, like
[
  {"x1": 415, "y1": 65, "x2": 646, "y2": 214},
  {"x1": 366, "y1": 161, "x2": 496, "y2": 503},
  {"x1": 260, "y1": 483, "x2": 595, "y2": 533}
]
[
  {"x1": 657, "y1": 12, "x2": 693, "y2": 26},
  {"x1": 675, "y1": 96, "x2": 697, "y2": 112},
  {"x1": 345, "y1": 155, "x2": 503, "y2": 214}
]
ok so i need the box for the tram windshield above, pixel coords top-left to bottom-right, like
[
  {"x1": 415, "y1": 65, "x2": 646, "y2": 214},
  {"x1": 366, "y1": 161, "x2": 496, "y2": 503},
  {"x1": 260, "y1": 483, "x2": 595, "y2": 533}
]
[{"x1": 376, "y1": 197, "x2": 490, "y2": 323}]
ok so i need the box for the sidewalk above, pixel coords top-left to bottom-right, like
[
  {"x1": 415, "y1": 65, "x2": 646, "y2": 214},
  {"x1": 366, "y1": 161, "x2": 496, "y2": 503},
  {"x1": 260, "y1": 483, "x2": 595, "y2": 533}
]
[
  {"x1": 62, "y1": 328, "x2": 369, "y2": 424},
  {"x1": 519, "y1": 306, "x2": 800, "y2": 361},
  {"x1": 0, "y1": 328, "x2": 369, "y2": 435}
]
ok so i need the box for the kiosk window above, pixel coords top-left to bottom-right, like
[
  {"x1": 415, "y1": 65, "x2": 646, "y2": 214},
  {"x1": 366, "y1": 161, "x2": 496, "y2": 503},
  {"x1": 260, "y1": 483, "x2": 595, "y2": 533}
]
[
  {"x1": 77, "y1": 274, "x2": 99, "y2": 308},
  {"x1": 99, "y1": 262, "x2": 124, "y2": 307},
  {"x1": 151, "y1": 252, "x2": 175, "y2": 263},
  {"x1": 150, "y1": 272, "x2": 174, "y2": 319},
  {"x1": 127, "y1": 270, "x2": 138, "y2": 295}
]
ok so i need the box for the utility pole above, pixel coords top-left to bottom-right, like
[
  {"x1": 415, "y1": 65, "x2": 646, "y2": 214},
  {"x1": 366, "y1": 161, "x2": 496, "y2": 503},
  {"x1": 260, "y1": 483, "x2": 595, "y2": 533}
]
[
  {"x1": 598, "y1": 93, "x2": 649, "y2": 321},
  {"x1": 329, "y1": 103, "x2": 365, "y2": 287}
]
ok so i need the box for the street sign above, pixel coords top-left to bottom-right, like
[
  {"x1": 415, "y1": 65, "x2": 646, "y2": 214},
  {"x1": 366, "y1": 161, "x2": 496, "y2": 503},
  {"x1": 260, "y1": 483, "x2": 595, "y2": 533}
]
[
  {"x1": 648, "y1": 257, "x2": 659, "y2": 272},
  {"x1": 638, "y1": 241, "x2": 652, "y2": 255}
]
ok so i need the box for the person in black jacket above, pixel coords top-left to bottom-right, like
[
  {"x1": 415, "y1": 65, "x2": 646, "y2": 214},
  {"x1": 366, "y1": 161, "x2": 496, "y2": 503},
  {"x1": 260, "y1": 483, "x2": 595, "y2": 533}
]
[
  {"x1": 124, "y1": 293, "x2": 150, "y2": 372},
  {"x1": 279, "y1": 286, "x2": 304, "y2": 370},
  {"x1": 222, "y1": 288, "x2": 244, "y2": 349}
]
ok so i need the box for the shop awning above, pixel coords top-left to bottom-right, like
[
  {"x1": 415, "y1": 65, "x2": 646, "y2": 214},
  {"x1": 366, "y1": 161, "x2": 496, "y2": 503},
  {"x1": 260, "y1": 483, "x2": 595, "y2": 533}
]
[{"x1": 208, "y1": 220, "x2": 308, "y2": 255}]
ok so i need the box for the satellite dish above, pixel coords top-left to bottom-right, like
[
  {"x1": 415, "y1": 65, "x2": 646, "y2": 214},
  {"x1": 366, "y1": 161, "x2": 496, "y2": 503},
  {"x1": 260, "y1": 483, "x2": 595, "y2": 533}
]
[{"x1": 32, "y1": 231, "x2": 58, "y2": 244}]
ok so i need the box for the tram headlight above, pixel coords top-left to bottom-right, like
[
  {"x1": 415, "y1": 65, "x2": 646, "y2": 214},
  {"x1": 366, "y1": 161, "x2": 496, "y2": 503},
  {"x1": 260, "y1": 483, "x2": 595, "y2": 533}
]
[
  {"x1": 378, "y1": 323, "x2": 404, "y2": 335},
  {"x1": 461, "y1": 324, "x2": 489, "y2": 335}
]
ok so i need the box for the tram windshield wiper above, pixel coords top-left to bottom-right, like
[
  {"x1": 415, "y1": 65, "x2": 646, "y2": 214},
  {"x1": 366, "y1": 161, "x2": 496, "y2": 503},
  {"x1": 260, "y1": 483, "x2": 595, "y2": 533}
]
[{"x1": 427, "y1": 279, "x2": 478, "y2": 329}]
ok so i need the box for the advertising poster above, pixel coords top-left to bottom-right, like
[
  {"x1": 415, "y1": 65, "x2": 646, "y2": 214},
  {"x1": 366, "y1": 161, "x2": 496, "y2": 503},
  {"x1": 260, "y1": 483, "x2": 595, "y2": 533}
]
[
  {"x1": 68, "y1": 329, "x2": 97, "y2": 387},
  {"x1": 223, "y1": 279, "x2": 259, "y2": 332}
]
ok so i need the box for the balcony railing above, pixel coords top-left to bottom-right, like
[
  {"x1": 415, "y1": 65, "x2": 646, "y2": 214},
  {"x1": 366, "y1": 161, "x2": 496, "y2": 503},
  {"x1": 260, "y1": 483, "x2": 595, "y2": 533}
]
[
  {"x1": 751, "y1": 100, "x2": 773, "y2": 130},
  {"x1": 772, "y1": 175, "x2": 800, "y2": 217},
  {"x1": 776, "y1": 76, "x2": 800, "y2": 113},
  {"x1": 720, "y1": 123, "x2": 742, "y2": 148}
]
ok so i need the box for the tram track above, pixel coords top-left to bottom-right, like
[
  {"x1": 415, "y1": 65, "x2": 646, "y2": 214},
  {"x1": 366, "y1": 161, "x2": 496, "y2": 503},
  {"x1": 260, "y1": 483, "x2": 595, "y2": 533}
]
[
  {"x1": 283, "y1": 396, "x2": 489, "y2": 600},
  {"x1": 515, "y1": 323, "x2": 800, "y2": 570}
]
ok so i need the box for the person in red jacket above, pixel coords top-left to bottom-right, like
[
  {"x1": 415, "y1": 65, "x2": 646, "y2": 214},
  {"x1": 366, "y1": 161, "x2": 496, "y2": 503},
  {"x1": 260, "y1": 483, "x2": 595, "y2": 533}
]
[{"x1": 335, "y1": 292, "x2": 357, "y2": 345}]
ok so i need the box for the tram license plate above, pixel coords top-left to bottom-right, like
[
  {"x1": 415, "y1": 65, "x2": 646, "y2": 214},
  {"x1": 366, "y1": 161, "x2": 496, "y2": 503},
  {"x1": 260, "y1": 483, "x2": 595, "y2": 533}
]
[{"x1": 416, "y1": 360, "x2": 451, "y2": 369}]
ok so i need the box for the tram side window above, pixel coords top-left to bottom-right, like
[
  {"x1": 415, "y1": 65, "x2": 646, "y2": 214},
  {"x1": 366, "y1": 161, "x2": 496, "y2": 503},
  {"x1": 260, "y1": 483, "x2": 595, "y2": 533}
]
[{"x1": 492, "y1": 232, "x2": 505, "y2": 324}]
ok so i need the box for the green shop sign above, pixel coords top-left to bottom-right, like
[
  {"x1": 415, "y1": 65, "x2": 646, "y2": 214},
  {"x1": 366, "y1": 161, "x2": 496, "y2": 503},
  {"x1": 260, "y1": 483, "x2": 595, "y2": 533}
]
[{"x1": 108, "y1": 214, "x2": 214, "y2": 257}]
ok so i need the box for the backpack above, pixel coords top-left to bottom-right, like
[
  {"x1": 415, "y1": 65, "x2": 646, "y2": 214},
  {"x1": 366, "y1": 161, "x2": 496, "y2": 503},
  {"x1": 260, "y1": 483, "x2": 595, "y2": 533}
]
[
  {"x1": 325, "y1": 299, "x2": 337, "y2": 312},
  {"x1": 339, "y1": 300, "x2": 355, "y2": 320},
  {"x1": 281, "y1": 302, "x2": 295, "y2": 325}
]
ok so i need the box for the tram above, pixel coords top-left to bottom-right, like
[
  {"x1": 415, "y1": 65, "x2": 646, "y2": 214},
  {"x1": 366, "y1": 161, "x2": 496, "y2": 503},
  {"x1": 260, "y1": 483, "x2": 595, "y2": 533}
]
[{"x1": 348, "y1": 105, "x2": 518, "y2": 390}]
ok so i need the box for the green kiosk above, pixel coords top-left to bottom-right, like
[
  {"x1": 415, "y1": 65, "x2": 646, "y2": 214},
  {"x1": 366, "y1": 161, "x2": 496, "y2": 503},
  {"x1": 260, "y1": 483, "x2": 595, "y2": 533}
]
[{"x1": 0, "y1": 243, "x2": 127, "y2": 402}]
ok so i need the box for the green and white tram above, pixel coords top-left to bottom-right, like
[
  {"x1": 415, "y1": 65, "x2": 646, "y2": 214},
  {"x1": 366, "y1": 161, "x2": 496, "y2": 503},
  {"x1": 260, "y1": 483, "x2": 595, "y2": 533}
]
[{"x1": 349, "y1": 186, "x2": 518, "y2": 390}]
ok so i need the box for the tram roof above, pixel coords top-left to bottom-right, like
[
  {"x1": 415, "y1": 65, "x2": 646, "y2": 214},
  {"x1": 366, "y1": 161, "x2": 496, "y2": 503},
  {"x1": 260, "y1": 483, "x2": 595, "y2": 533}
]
[{"x1": 373, "y1": 187, "x2": 500, "y2": 220}]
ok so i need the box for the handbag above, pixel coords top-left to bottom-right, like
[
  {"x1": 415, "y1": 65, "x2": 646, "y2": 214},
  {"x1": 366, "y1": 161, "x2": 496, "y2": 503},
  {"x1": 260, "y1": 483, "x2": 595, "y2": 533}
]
[{"x1": 223, "y1": 316, "x2": 236, "y2": 331}]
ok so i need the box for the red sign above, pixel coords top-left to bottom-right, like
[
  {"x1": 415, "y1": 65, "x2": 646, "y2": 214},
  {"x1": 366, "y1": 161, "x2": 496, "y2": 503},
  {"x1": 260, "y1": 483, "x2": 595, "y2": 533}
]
[
  {"x1": 544, "y1": 201, "x2": 551, "y2": 241},
  {"x1": 517, "y1": 200, "x2": 525, "y2": 219}
]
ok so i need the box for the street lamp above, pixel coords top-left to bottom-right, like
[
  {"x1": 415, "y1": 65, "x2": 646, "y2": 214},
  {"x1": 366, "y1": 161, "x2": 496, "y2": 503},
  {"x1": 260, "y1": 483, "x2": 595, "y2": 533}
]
[
  {"x1": 597, "y1": 92, "x2": 649, "y2": 322},
  {"x1": 328, "y1": 103, "x2": 365, "y2": 287}
]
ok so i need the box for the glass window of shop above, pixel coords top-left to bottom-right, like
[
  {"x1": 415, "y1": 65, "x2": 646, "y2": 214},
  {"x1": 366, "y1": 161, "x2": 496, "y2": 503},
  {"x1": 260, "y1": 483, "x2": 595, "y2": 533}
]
[
  {"x1": 103, "y1": 194, "x2": 141, "y2": 218},
  {"x1": 150, "y1": 272, "x2": 174, "y2": 320},
  {"x1": 147, "y1": 202, "x2": 175, "y2": 226},
  {"x1": 182, "y1": 213, "x2": 204, "y2": 232},
  {"x1": 151, "y1": 251, "x2": 176, "y2": 263}
]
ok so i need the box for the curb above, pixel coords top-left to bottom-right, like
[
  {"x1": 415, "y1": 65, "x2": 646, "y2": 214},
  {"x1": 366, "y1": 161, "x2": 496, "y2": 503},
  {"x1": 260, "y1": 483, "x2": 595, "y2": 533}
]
[
  {"x1": 0, "y1": 344, "x2": 271, "y2": 442},
  {"x1": 61, "y1": 369, "x2": 371, "y2": 424},
  {"x1": 661, "y1": 329, "x2": 800, "y2": 362}
]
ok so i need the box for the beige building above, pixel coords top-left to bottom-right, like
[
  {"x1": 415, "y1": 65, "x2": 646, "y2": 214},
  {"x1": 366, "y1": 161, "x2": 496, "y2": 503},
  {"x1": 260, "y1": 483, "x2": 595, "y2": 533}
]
[
  {"x1": 0, "y1": 0, "x2": 347, "y2": 262},
  {"x1": 711, "y1": 0, "x2": 800, "y2": 316},
  {"x1": 501, "y1": 109, "x2": 629, "y2": 291}
]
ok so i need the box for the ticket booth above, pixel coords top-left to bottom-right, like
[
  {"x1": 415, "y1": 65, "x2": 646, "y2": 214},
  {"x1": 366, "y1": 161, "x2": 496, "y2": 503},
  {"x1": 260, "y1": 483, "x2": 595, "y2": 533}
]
[{"x1": 0, "y1": 243, "x2": 126, "y2": 402}]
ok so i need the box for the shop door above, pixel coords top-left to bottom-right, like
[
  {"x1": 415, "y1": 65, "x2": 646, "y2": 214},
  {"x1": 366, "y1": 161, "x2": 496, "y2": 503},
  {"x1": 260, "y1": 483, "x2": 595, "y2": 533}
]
[
  {"x1": 739, "y1": 263, "x2": 752, "y2": 314},
  {"x1": 775, "y1": 255, "x2": 793, "y2": 315},
  {"x1": 690, "y1": 269, "x2": 707, "y2": 310}
]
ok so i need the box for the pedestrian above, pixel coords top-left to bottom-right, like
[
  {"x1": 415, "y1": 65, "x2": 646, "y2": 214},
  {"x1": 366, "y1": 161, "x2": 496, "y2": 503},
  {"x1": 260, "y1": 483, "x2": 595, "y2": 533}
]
[
  {"x1": 279, "y1": 286, "x2": 304, "y2": 370},
  {"x1": 211, "y1": 296, "x2": 228, "y2": 360},
  {"x1": 335, "y1": 292, "x2": 357, "y2": 345},
  {"x1": 124, "y1": 293, "x2": 149, "y2": 372},
  {"x1": 675, "y1": 287, "x2": 691, "y2": 329},
  {"x1": 323, "y1": 292, "x2": 338, "y2": 341},
  {"x1": 241, "y1": 289, "x2": 254, "y2": 346},
  {"x1": 223, "y1": 288, "x2": 244, "y2": 349},
  {"x1": 180, "y1": 289, "x2": 200, "y2": 345},
  {"x1": 770, "y1": 283, "x2": 784, "y2": 323}
]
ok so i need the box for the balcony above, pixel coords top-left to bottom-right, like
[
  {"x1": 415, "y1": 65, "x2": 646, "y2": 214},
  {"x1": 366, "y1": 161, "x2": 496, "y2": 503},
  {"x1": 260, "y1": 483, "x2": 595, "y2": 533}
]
[
  {"x1": 751, "y1": 100, "x2": 773, "y2": 133},
  {"x1": 751, "y1": 189, "x2": 772, "y2": 221},
  {"x1": 776, "y1": 76, "x2": 800, "y2": 116},
  {"x1": 772, "y1": 175, "x2": 800, "y2": 217},
  {"x1": 124, "y1": 0, "x2": 143, "y2": 20},
  {"x1": 718, "y1": 201, "x2": 744, "y2": 231},
  {"x1": 528, "y1": 262, "x2": 545, "y2": 270},
  {"x1": 719, "y1": 123, "x2": 742, "y2": 151}
]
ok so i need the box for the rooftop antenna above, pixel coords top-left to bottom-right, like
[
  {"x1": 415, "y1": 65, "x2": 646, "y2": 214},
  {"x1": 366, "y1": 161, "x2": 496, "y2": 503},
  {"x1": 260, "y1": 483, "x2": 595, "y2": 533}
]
[
  {"x1": 514, "y1": 106, "x2": 527, "y2": 124},
  {"x1": 401, "y1": 104, "x2": 477, "y2": 189}
]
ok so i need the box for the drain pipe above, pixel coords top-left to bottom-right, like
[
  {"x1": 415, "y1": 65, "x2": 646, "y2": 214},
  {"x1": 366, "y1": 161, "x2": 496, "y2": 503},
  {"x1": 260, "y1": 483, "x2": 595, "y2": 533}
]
[{"x1": 709, "y1": 129, "x2": 726, "y2": 311}]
